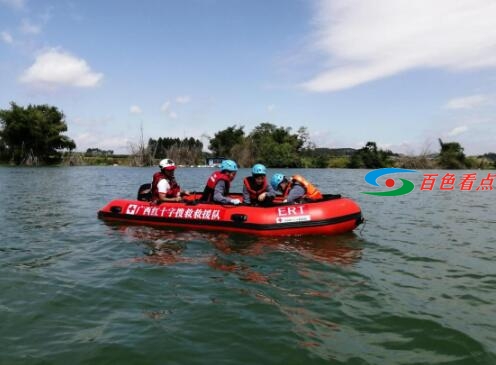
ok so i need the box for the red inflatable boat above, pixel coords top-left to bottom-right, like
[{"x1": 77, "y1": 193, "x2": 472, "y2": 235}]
[{"x1": 98, "y1": 193, "x2": 363, "y2": 236}]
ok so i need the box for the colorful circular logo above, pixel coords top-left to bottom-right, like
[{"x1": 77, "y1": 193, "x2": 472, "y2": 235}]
[{"x1": 362, "y1": 168, "x2": 417, "y2": 196}]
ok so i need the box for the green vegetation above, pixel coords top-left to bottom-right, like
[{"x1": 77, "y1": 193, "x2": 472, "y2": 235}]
[
  {"x1": 61, "y1": 151, "x2": 132, "y2": 166},
  {"x1": 148, "y1": 137, "x2": 204, "y2": 166},
  {"x1": 1, "y1": 102, "x2": 495, "y2": 169},
  {"x1": 0, "y1": 102, "x2": 75, "y2": 165},
  {"x1": 208, "y1": 125, "x2": 246, "y2": 158},
  {"x1": 437, "y1": 138, "x2": 466, "y2": 169},
  {"x1": 206, "y1": 123, "x2": 312, "y2": 168},
  {"x1": 348, "y1": 142, "x2": 394, "y2": 168},
  {"x1": 85, "y1": 148, "x2": 114, "y2": 156}
]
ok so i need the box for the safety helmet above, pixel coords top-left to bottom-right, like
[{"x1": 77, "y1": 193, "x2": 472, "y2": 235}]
[
  {"x1": 220, "y1": 159, "x2": 238, "y2": 172},
  {"x1": 270, "y1": 173, "x2": 285, "y2": 190},
  {"x1": 251, "y1": 163, "x2": 266, "y2": 176},
  {"x1": 159, "y1": 158, "x2": 176, "y2": 171}
]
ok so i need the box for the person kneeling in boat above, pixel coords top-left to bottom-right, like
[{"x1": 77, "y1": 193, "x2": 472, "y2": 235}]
[
  {"x1": 152, "y1": 159, "x2": 189, "y2": 203},
  {"x1": 242, "y1": 163, "x2": 276, "y2": 206},
  {"x1": 201, "y1": 159, "x2": 241, "y2": 205},
  {"x1": 270, "y1": 173, "x2": 323, "y2": 204}
]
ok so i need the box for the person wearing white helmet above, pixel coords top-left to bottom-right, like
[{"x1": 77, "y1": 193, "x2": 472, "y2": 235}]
[
  {"x1": 200, "y1": 159, "x2": 241, "y2": 205},
  {"x1": 151, "y1": 158, "x2": 189, "y2": 203},
  {"x1": 242, "y1": 163, "x2": 276, "y2": 205}
]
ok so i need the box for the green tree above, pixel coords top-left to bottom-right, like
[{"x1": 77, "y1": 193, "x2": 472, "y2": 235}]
[
  {"x1": 348, "y1": 141, "x2": 392, "y2": 168},
  {"x1": 208, "y1": 125, "x2": 245, "y2": 157},
  {"x1": 0, "y1": 102, "x2": 76, "y2": 165},
  {"x1": 296, "y1": 126, "x2": 315, "y2": 150},
  {"x1": 300, "y1": 147, "x2": 355, "y2": 168},
  {"x1": 248, "y1": 123, "x2": 304, "y2": 167},
  {"x1": 0, "y1": 137, "x2": 7, "y2": 161},
  {"x1": 313, "y1": 154, "x2": 330, "y2": 168},
  {"x1": 479, "y1": 153, "x2": 496, "y2": 169},
  {"x1": 437, "y1": 138, "x2": 466, "y2": 169},
  {"x1": 147, "y1": 136, "x2": 204, "y2": 165}
]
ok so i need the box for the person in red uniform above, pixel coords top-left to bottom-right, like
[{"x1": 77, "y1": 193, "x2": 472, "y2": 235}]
[
  {"x1": 270, "y1": 173, "x2": 323, "y2": 203},
  {"x1": 151, "y1": 158, "x2": 189, "y2": 203},
  {"x1": 201, "y1": 159, "x2": 240, "y2": 205},
  {"x1": 242, "y1": 163, "x2": 276, "y2": 206}
]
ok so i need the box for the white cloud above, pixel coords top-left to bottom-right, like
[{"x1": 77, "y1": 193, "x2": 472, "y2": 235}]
[
  {"x1": 160, "y1": 101, "x2": 170, "y2": 112},
  {"x1": 20, "y1": 49, "x2": 103, "y2": 88},
  {"x1": 20, "y1": 19, "x2": 40, "y2": 34},
  {"x1": 448, "y1": 126, "x2": 469, "y2": 136},
  {"x1": 444, "y1": 94, "x2": 491, "y2": 109},
  {"x1": 161, "y1": 100, "x2": 179, "y2": 118},
  {"x1": 303, "y1": 0, "x2": 496, "y2": 92},
  {"x1": 130, "y1": 105, "x2": 142, "y2": 114},
  {"x1": 1, "y1": 31, "x2": 13, "y2": 44},
  {"x1": 267, "y1": 104, "x2": 276, "y2": 112},
  {"x1": 175, "y1": 96, "x2": 190, "y2": 104},
  {"x1": 376, "y1": 140, "x2": 428, "y2": 155},
  {"x1": 76, "y1": 133, "x2": 131, "y2": 154}
]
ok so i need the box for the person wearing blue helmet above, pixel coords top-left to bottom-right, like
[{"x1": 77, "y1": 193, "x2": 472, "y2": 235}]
[
  {"x1": 270, "y1": 173, "x2": 323, "y2": 203},
  {"x1": 201, "y1": 159, "x2": 241, "y2": 204},
  {"x1": 242, "y1": 163, "x2": 276, "y2": 205}
]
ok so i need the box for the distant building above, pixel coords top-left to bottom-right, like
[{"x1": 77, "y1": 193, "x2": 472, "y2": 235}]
[{"x1": 206, "y1": 156, "x2": 225, "y2": 167}]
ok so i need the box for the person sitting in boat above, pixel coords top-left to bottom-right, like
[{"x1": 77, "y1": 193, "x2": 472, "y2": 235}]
[
  {"x1": 152, "y1": 158, "x2": 189, "y2": 203},
  {"x1": 242, "y1": 163, "x2": 276, "y2": 206},
  {"x1": 270, "y1": 173, "x2": 323, "y2": 203},
  {"x1": 201, "y1": 159, "x2": 241, "y2": 205}
]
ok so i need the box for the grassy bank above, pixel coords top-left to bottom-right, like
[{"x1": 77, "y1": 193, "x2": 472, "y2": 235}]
[{"x1": 61, "y1": 153, "x2": 134, "y2": 166}]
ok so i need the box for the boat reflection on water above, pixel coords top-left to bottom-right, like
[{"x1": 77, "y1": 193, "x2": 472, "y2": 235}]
[
  {"x1": 111, "y1": 224, "x2": 364, "y2": 279},
  {"x1": 207, "y1": 233, "x2": 364, "y2": 284},
  {"x1": 108, "y1": 224, "x2": 366, "y2": 352},
  {"x1": 229, "y1": 233, "x2": 364, "y2": 266}
]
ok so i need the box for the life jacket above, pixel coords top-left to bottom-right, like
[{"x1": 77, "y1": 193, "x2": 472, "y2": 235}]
[
  {"x1": 281, "y1": 182, "x2": 291, "y2": 197},
  {"x1": 285, "y1": 175, "x2": 323, "y2": 201},
  {"x1": 243, "y1": 176, "x2": 268, "y2": 201},
  {"x1": 151, "y1": 171, "x2": 181, "y2": 201},
  {"x1": 201, "y1": 171, "x2": 231, "y2": 202}
]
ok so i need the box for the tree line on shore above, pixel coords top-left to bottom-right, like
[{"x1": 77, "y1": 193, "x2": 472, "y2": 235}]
[
  {"x1": 0, "y1": 102, "x2": 75, "y2": 165},
  {"x1": 1, "y1": 102, "x2": 495, "y2": 169}
]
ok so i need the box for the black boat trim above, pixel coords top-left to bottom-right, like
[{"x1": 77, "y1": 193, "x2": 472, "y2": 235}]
[{"x1": 98, "y1": 210, "x2": 363, "y2": 231}]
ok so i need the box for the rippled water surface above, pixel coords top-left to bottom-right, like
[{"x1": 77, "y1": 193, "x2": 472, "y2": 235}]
[{"x1": 1, "y1": 166, "x2": 495, "y2": 364}]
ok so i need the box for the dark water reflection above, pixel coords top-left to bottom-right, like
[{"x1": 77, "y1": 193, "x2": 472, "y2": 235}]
[
  {"x1": 1, "y1": 166, "x2": 495, "y2": 364},
  {"x1": 112, "y1": 225, "x2": 364, "y2": 280}
]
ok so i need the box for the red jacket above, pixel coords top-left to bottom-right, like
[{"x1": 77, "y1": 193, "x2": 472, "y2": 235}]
[
  {"x1": 284, "y1": 175, "x2": 323, "y2": 201},
  {"x1": 201, "y1": 171, "x2": 231, "y2": 202},
  {"x1": 151, "y1": 171, "x2": 181, "y2": 201},
  {"x1": 243, "y1": 176, "x2": 268, "y2": 201}
]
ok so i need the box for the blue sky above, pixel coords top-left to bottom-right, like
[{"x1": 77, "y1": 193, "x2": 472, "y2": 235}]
[{"x1": 1, "y1": 0, "x2": 495, "y2": 155}]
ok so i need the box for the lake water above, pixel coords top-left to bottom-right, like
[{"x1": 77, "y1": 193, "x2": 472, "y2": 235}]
[{"x1": 1, "y1": 166, "x2": 495, "y2": 365}]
